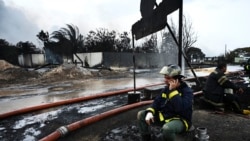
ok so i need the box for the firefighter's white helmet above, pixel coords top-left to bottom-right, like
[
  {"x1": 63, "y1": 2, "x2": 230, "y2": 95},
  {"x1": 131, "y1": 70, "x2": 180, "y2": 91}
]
[{"x1": 159, "y1": 64, "x2": 181, "y2": 77}]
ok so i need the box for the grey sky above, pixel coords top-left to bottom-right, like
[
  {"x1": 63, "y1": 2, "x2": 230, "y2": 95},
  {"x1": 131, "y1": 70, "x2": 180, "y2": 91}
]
[{"x1": 0, "y1": 0, "x2": 249, "y2": 57}]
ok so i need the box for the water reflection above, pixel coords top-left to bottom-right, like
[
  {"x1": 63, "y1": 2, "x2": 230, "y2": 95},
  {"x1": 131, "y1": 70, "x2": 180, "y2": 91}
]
[
  {"x1": 0, "y1": 65, "x2": 243, "y2": 114},
  {"x1": 0, "y1": 77, "x2": 163, "y2": 114}
]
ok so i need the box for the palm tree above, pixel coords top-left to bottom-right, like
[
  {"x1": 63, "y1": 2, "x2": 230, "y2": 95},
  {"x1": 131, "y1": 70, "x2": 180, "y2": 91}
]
[
  {"x1": 37, "y1": 30, "x2": 49, "y2": 43},
  {"x1": 50, "y1": 24, "x2": 84, "y2": 63}
]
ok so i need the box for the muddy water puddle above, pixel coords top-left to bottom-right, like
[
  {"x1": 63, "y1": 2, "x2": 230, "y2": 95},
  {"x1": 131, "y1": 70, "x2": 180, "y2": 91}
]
[{"x1": 0, "y1": 78, "x2": 162, "y2": 114}]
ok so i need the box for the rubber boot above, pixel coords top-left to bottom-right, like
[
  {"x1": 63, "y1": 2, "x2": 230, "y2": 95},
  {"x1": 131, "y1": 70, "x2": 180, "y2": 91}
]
[{"x1": 243, "y1": 109, "x2": 250, "y2": 115}]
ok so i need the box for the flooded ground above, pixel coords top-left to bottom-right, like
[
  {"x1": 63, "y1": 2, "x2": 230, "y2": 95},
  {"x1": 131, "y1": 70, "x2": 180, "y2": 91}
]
[
  {"x1": 0, "y1": 66, "x2": 165, "y2": 141},
  {"x1": 0, "y1": 77, "x2": 163, "y2": 114},
  {"x1": 0, "y1": 63, "x2": 248, "y2": 141},
  {"x1": 0, "y1": 65, "x2": 243, "y2": 114}
]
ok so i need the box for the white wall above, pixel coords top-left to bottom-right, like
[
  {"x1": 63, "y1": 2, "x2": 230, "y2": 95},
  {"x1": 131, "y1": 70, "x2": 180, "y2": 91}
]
[
  {"x1": 31, "y1": 54, "x2": 45, "y2": 65},
  {"x1": 74, "y1": 53, "x2": 103, "y2": 67},
  {"x1": 18, "y1": 54, "x2": 45, "y2": 67}
]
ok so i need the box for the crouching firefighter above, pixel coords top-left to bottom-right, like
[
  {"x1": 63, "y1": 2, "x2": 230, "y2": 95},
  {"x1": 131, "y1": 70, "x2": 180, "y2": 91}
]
[{"x1": 137, "y1": 65, "x2": 193, "y2": 141}]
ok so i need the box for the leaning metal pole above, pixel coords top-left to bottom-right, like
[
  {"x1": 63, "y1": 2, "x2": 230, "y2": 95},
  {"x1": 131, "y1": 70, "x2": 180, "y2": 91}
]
[
  {"x1": 178, "y1": 0, "x2": 183, "y2": 67},
  {"x1": 163, "y1": 0, "x2": 201, "y2": 88},
  {"x1": 132, "y1": 34, "x2": 136, "y2": 93},
  {"x1": 166, "y1": 22, "x2": 201, "y2": 88}
]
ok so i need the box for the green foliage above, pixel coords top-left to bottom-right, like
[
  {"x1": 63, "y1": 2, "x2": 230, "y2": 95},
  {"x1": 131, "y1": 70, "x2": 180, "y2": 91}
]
[
  {"x1": 37, "y1": 30, "x2": 49, "y2": 43},
  {"x1": 50, "y1": 24, "x2": 84, "y2": 54},
  {"x1": 115, "y1": 32, "x2": 132, "y2": 52},
  {"x1": 186, "y1": 47, "x2": 205, "y2": 60},
  {"x1": 0, "y1": 39, "x2": 20, "y2": 65},
  {"x1": 225, "y1": 47, "x2": 250, "y2": 63},
  {"x1": 84, "y1": 28, "x2": 132, "y2": 52},
  {"x1": 140, "y1": 34, "x2": 158, "y2": 53},
  {"x1": 233, "y1": 47, "x2": 250, "y2": 54},
  {"x1": 16, "y1": 41, "x2": 37, "y2": 54},
  {"x1": 84, "y1": 28, "x2": 116, "y2": 52}
]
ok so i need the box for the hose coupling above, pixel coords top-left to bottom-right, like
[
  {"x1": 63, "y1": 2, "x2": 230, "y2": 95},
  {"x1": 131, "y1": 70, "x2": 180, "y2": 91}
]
[{"x1": 57, "y1": 126, "x2": 69, "y2": 136}]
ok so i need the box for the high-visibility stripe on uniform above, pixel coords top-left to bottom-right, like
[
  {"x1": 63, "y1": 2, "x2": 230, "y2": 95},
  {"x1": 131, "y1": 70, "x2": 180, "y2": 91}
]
[
  {"x1": 146, "y1": 90, "x2": 180, "y2": 115},
  {"x1": 169, "y1": 90, "x2": 179, "y2": 99},
  {"x1": 162, "y1": 90, "x2": 180, "y2": 100},
  {"x1": 218, "y1": 76, "x2": 227, "y2": 85},
  {"x1": 146, "y1": 108, "x2": 155, "y2": 115},
  {"x1": 162, "y1": 93, "x2": 167, "y2": 98},
  {"x1": 159, "y1": 113, "x2": 189, "y2": 130},
  {"x1": 159, "y1": 112, "x2": 164, "y2": 121},
  {"x1": 149, "y1": 90, "x2": 187, "y2": 129},
  {"x1": 212, "y1": 70, "x2": 228, "y2": 85},
  {"x1": 246, "y1": 65, "x2": 250, "y2": 70}
]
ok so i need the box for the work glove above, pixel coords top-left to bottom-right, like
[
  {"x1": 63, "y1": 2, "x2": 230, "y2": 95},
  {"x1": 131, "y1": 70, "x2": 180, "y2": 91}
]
[{"x1": 145, "y1": 112, "x2": 154, "y2": 125}]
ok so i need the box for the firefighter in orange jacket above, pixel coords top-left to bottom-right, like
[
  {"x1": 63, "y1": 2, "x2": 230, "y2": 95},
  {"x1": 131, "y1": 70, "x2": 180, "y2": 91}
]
[{"x1": 137, "y1": 64, "x2": 193, "y2": 141}]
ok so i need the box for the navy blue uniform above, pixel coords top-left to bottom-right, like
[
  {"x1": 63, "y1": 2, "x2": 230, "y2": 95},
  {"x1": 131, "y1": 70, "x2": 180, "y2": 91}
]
[
  {"x1": 203, "y1": 68, "x2": 243, "y2": 113},
  {"x1": 147, "y1": 81, "x2": 193, "y2": 130},
  {"x1": 204, "y1": 68, "x2": 239, "y2": 103}
]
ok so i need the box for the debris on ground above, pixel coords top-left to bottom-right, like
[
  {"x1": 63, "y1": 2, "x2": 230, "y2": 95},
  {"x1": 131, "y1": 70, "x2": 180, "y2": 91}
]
[
  {"x1": 0, "y1": 60, "x2": 131, "y2": 86},
  {"x1": 100, "y1": 110, "x2": 250, "y2": 141},
  {"x1": 0, "y1": 60, "x2": 19, "y2": 71}
]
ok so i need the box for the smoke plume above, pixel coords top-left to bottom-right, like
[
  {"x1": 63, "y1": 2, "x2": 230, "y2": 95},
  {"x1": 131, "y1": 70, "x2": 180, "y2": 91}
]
[{"x1": 0, "y1": 0, "x2": 40, "y2": 46}]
